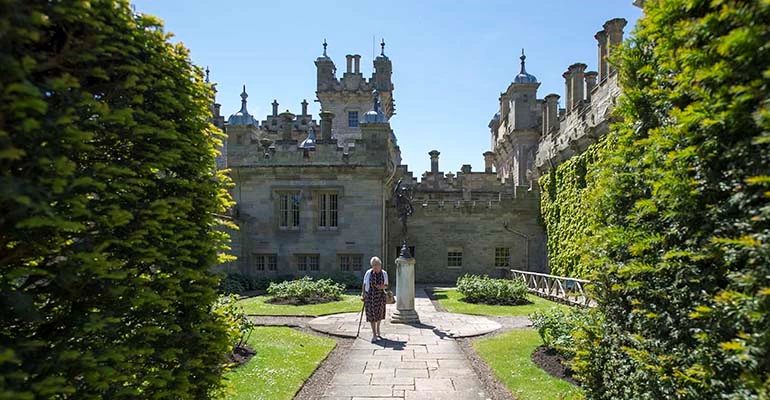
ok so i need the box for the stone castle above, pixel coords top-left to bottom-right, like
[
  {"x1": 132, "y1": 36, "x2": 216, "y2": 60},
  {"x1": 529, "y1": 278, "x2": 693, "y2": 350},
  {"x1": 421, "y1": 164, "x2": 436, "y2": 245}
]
[{"x1": 212, "y1": 15, "x2": 631, "y2": 283}]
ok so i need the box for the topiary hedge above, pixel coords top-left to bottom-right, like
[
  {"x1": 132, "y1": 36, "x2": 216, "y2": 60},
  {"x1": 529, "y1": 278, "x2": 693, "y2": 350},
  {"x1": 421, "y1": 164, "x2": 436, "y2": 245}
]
[
  {"x1": 0, "y1": 2, "x2": 234, "y2": 398},
  {"x1": 573, "y1": 1, "x2": 770, "y2": 398},
  {"x1": 456, "y1": 274, "x2": 528, "y2": 305}
]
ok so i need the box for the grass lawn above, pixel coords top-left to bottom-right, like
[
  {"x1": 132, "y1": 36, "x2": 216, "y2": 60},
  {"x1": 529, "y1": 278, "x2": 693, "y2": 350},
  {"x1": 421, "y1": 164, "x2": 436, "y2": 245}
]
[
  {"x1": 237, "y1": 294, "x2": 362, "y2": 316},
  {"x1": 223, "y1": 326, "x2": 336, "y2": 400},
  {"x1": 474, "y1": 329, "x2": 582, "y2": 400},
  {"x1": 431, "y1": 288, "x2": 569, "y2": 317}
]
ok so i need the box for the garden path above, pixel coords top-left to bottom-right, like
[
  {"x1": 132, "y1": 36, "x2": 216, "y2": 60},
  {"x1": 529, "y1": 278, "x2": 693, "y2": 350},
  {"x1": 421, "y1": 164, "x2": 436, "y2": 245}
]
[{"x1": 313, "y1": 290, "x2": 495, "y2": 400}]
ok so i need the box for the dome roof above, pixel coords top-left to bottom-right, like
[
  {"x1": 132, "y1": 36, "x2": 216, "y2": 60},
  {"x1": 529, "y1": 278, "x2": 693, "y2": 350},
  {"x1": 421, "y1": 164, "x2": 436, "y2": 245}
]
[
  {"x1": 299, "y1": 126, "x2": 316, "y2": 149},
  {"x1": 228, "y1": 85, "x2": 258, "y2": 126},
  {"x1": 363, "y1": 89, "x2": 387, "y2": 124},
  {"x1": 514, "y1": 49, "x2": 538, "y2": 84}
]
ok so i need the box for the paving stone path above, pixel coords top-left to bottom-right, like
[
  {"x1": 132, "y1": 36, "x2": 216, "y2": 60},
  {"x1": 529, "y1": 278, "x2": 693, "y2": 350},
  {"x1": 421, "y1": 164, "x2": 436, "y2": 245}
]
[{"x1": 314, "y1": 290, "x2": 496, "y2": 399}]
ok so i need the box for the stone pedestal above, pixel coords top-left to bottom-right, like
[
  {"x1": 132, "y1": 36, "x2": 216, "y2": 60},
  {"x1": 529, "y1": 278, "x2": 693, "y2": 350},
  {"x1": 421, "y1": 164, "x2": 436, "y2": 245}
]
[{"x1": 391, "y1": 256, "x2": 419, "y2": 324}]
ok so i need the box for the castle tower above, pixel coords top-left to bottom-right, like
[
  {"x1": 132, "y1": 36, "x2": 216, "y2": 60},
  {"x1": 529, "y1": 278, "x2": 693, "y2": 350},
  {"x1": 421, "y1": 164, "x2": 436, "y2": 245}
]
[
  {"x1": 315, "y1": 40, "x2": 395, "y2": 146},
  {"x1": 492, "y1": 50, "x2": 542, "y2": 188}
]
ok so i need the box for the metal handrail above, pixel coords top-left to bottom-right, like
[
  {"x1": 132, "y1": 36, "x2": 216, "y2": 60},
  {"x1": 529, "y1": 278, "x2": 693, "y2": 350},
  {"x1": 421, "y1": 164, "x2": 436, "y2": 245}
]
[{"x1": 509, "y1": 268, "x2": 594, "y2": 307}]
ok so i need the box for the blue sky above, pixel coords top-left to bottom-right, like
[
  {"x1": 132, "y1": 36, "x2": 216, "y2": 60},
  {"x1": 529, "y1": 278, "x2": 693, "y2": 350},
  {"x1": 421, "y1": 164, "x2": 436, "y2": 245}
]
[{"x1": 132, "y1": 1, "x2": 641, "y2": 176}]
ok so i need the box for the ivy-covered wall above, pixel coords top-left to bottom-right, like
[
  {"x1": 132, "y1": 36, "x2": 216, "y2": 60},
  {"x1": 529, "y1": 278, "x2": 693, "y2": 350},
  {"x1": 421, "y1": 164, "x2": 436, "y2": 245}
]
[{"x1": 538, "y1": 141, "x2": 603, "y2": 278}]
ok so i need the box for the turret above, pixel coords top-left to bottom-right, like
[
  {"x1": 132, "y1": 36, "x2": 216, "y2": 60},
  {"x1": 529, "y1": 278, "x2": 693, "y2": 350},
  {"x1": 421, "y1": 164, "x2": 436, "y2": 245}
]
[{"x1": 315, "y1": 39, "x2": 337, "y2": 91}]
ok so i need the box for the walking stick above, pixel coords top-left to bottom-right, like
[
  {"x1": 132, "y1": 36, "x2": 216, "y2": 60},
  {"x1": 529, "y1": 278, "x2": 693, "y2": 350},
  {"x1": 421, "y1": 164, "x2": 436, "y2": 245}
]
[{"x1": 356, "y1": 297, "x2": 365, "y2": 338}]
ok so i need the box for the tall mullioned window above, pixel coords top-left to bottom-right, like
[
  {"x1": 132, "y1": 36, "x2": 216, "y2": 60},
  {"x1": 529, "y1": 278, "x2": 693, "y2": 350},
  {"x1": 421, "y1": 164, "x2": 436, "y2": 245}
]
[
  {"x1": 338, "y1": 254, "x2": 362, "y2": 272},
  {"x1": 318, "y1": 192, "x2": 338, "y2": 229},
  {"x1": 279, "y1": 192, "x2": 301, "y2": 229},
  {"x1": 348, "y1": 111, "x2": 359, "y2": 128},
  {"x1": 297, "y1": 254, "x2": 320, "y2": 272},
  {"x1": 495, "y1": 247, "x2": 510, "y2": 268},
  {"x1": 254, "y1": 254, "x2": 277, "y2": 272}
]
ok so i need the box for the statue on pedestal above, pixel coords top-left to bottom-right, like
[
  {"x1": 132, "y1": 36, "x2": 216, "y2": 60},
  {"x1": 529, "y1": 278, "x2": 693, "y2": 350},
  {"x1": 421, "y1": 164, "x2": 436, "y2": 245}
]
[{"x1": 392, "y1": 179, "x2": 414, "y2": 258}]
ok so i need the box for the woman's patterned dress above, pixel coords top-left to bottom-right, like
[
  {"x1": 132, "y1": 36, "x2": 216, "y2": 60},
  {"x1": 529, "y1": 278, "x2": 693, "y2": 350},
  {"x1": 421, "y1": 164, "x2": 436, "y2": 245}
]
[{"x1": 365, "y1": 271, "x2": 386, "y2": 322}]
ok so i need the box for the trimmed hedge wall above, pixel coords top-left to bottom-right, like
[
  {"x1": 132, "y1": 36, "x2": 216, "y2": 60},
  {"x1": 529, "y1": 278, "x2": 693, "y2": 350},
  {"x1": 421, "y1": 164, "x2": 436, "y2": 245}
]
[{"x1": 571, "y1": 1, "x2": 770, "y2": 399}]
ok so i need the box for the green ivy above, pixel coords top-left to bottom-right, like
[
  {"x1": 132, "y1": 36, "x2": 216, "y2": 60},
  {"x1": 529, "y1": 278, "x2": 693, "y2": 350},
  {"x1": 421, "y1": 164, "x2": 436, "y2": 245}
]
[
  {"x1": 538, "y1": 140, "x2": 605, "y2": 278},
  {"x1": 0, "y1": 1, "x2": 235, "y2": 398}
]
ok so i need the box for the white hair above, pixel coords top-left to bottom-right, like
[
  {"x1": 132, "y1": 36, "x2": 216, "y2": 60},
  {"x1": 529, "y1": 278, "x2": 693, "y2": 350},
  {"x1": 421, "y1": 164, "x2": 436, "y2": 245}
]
[{"x1": 370, "y1": 256, "x2": 382, "y2": 266}]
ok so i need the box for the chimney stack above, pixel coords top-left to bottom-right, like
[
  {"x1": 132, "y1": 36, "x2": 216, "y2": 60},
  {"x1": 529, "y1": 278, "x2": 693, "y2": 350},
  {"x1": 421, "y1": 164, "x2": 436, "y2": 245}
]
[
  {"x1": 483, "y1": 151, "x2": 495, "y2": 174},
  {"x1": 545, "y1": 94, "x2": 560, "y2": 133},
  {"x1": 429, "y1": 150, "x2": 440, "y2": 174},
  {"x1": 319, "y1": 111, "x2": 334, "y2": 141},
  {"x1": 604, "y1": 18, "x2": 628, "y2": 76},
  {"x1": 585, "y1": 71, "x2": 598, "y2": 101},
  {"x1": 345, "y1": 54, "x2": 353, "y2": 73},
  {"x1": 569, "y1": 63, "x2": 587, "y2": 110},
  {"x1": 595, "y1": 30, "x2": 608, "y2": 82},
  {"x1": 279, "y1": 111, "x2": 295, "y2": 141},
  {"x1": 353, "y1": 54, "x2": 361, "y2": 74},
  {"x1": 562, "y1": 71, "x2": 572, "y2": 114}
]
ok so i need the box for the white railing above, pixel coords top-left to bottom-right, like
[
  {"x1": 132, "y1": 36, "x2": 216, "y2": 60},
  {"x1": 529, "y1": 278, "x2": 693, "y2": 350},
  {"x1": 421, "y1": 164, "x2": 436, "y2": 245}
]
[{"x1": 509, "y1": 269, "x2": 595, "y2": 307}]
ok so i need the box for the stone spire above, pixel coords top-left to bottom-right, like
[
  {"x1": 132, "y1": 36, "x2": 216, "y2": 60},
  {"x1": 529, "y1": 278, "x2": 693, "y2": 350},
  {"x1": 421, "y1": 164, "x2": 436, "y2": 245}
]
[{"x1": 514, "y1": 49, "x2": 538, "y2": 84}]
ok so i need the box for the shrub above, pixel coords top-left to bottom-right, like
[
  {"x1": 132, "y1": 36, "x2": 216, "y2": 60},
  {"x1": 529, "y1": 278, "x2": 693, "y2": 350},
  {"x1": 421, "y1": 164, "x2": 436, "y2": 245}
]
[
  {"x1": 456, "y1": 274, "x2": 528, "y2": 305},
  {"x1": 267, "y1": 277, "x2": 345, "y2": 305},
  {"x1": 530, "y1": 307, "x2": 597, "y2": 359},
  {"x1": 214, "y1": 295, "x2": 256, "y2": 353},
  {"x1": 0, "y1": 1, "x2": 234, "y2": 398},
  {"x1": 573, "y1": 1, "x2": 770, "y2": 398}
]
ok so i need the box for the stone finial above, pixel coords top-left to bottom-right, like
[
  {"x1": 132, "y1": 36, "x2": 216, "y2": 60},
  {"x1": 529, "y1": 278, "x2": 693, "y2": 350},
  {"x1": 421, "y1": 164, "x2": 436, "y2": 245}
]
[
  {"x1": 205, "y1": 66, "x2": 210, "y2": 83},
  {"x1": 380, "y1": 38, "x2": 386, "y2": 56},
  {"x1": 301, "y1": 99, "x2": 309, "y2": 116},
  {"x1": 429, "y1": 150, "x2": 440, "y2": 174},
  {"x1": 272, "y1": 99, "x2": 279, "y2": 116},
  {"x1": 322, "y1": 38, "x2": 328, "y2": 57},
  {"x1": 461, "y1": 164, "x2": 472, "y2": 174}
]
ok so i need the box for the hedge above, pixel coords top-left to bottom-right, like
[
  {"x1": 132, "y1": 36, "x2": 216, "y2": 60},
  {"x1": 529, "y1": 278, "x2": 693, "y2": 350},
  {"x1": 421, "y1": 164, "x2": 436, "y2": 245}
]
[
  {"x1": 573, "y1": 1, "x2": 770, "y2": 398},
  {"x1": 0, "y1": 1, "x2": 234, "y2": 398}
]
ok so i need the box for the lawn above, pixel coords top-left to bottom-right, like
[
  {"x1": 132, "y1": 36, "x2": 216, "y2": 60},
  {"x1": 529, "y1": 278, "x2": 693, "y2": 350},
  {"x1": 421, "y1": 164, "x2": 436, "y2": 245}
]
[
  {"x1": 432, "y1": 288, "x2": 569, "y2": 317},
  {"x1": 223, "y1": 326, "x2": 336, "y2": 400},
  {"x1": 236, "y1": 294, "x2": 362, "y2": 316},
  {"x1": 474, "y1": 329, "x2": 582, "y2": 400}
]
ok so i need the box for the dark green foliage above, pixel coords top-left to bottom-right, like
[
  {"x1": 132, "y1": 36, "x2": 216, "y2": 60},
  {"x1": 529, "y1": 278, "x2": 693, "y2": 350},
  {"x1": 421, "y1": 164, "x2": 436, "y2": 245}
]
[
  {"x1": 0, "y1": 1, "x2": 234, "y2": 398},
  {"x1": 456, "y1": 274, "x2": 528, "y2": 305},
  {"x1": 267, "y1": 277, "x2": 346, "y2": 305},
  {"x1": 573, "y1": 1, "x2": 770, "y2": 398},
  {"x1": 323, "y1": 270, "x2": 362, "y2": 290},
  {"x1": 530, "y1": 307, "x2": 597, "y2": 359}
]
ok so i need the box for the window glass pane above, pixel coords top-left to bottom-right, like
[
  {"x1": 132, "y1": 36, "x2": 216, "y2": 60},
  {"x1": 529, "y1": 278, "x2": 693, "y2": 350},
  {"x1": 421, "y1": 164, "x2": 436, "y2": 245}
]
[
  {"x1": 319, "y1": 194, "x2": 326, "y2": 227},
  {"x1": 297, "y1": 255, "x2": 307, "y2": 271},
  {"x1": 255, "y1": 255, "x2": 265, "y2": 271},
  {"x1": 330, "y1": 194, "x2": 338, "y2": 227},
  {"x1": 348, "y1": 111, "x2": 358, "y2": 127},
  {"x1": 495, "y1": 247, "x2": 510, "y2": 267},
  {"x1": 280, "y1": 194, "x2": 288, "y2": 227},
  {"x1": 268, "y1": 255, "x2": 277, "y2": 271},
  {"x1": 447, "y1": 251, "x2": 463, "y2": 267},
  {"x1": 291, "y1": 193, "x2": 300, "y2": 227},
  {"x1": 310, "y1": 255, "x2": 319, "y2": 271}
]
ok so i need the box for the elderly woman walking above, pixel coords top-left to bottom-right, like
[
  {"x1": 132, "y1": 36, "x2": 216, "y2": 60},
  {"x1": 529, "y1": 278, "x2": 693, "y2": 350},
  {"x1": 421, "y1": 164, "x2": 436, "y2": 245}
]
[{"x1": 361, "y1": 256, "x2": 389, "y2": 342}]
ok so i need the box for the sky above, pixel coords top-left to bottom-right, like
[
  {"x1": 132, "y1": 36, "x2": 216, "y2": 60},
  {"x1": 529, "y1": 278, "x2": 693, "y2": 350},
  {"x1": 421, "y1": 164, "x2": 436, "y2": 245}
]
[{"x1": 132, "y1": 1, "x2": 642, "y2": 176}]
